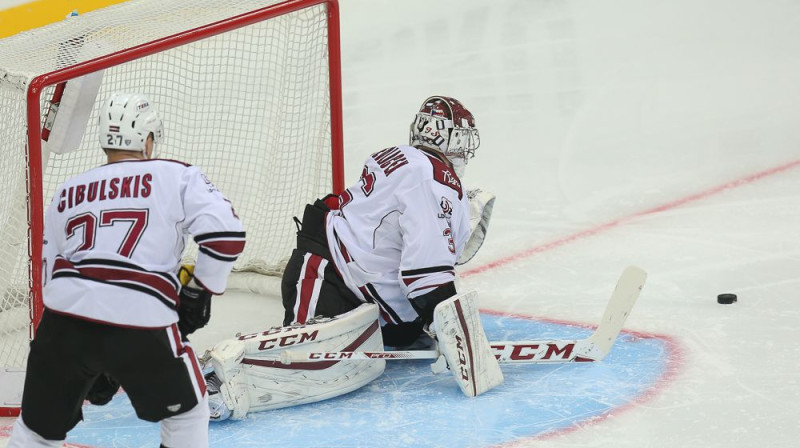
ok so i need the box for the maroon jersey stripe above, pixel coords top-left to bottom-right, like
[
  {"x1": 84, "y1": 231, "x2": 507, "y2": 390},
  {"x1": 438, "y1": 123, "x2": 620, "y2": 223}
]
[{"x1": 296, "y1": 254, "x2": 325, "y2": 323}]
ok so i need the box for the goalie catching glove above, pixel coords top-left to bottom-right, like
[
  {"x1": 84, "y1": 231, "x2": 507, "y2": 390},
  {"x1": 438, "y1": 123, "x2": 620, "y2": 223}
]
[
  {"x1": 457, "y1": 189, "x2": 496, "y2": 265},
  {"x1": 177, "y1": 264, "x2": 212, "y2": 336}
]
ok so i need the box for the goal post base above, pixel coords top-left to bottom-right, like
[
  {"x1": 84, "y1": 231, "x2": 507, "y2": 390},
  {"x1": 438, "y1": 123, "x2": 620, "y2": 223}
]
[{"x1": 0, "y1": 368, "x2": 24, "y2": 417}]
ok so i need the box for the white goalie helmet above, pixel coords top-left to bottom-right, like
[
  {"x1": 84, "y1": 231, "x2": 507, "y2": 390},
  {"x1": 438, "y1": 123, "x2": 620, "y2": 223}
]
[
  {"x1": 98, "y1": 92, "x2": 164, "y2": 155},
  {"x1": 409, "y1": 96, "x2": 480, "y2": 168}
]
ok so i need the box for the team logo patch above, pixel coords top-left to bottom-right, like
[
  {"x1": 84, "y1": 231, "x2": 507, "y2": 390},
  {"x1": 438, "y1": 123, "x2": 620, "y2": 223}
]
[
  {"x1": 439, "y1": 197, "x2": 453, "y2": 218},
  {"x1": 167, "y1": 404, "x2": 182, "y2": 412}
]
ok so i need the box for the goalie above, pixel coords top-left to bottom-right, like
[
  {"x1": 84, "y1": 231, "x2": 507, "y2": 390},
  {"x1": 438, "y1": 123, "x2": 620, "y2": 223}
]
[{"x1": 204, "y1": 96, "x2": 501, "y2": 420}]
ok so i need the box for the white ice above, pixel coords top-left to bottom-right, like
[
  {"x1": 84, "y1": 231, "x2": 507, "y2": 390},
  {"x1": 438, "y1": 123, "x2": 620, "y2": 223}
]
[
  {"x1": 3, "y1": 0, "x2": 800, "y2": 446},
  {"x1": 334, "y1": 1, "x2": 800, "y2": 446}
]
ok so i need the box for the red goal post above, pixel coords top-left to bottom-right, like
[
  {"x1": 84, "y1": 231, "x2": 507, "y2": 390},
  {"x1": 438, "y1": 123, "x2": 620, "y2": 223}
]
[{"x1": 0, "y1": 0, "x2": 344, "y2": 416}]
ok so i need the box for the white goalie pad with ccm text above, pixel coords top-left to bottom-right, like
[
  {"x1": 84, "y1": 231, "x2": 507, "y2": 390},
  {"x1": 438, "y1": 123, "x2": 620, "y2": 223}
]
[
  {"x1": 207, "y1": 303, "x2": 385, "y2": 419},
  {"x1": 433, "y1": 290, "x2": 503, "y2": 397}
]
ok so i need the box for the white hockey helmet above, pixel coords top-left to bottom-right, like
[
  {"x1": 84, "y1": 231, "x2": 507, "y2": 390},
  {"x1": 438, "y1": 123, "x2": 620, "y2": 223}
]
[
  {"x1": 98, "y1": 92, "x2": 164, "y2": 155},
  {"x1": 409, "y1": 96, "x2": 480, "y2": 164}
]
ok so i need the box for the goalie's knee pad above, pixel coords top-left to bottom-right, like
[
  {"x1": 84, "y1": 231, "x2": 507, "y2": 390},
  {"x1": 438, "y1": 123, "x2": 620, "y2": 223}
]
[{"x1": 207, "y1": 303, "x2": 384, "y2": 419}]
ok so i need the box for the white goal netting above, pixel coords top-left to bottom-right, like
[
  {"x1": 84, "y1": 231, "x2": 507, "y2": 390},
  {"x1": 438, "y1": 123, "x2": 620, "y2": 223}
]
[{"x1": 0, "y1": 0, "x2": 340, "y2": 401}]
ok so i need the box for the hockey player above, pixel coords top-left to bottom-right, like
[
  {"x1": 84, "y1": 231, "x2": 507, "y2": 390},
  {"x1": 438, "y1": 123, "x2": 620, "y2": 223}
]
[
  {"x1": 283, "y1": 95, "x2": 490, "y2": 346},
  {"x1": 7, "y1": 93, "x2": 245, "y2": 448},
  {"x1": 204, "y1": 96, "x2": 500, "y2": 420}
]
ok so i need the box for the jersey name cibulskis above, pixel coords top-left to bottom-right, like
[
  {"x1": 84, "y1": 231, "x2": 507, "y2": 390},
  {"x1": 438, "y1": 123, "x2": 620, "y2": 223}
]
[
  {"x1": 327, "y1": 145, "x2": 470, "y2": 325},
  {"x1": 43, "y1": 159, "x2": 245, "y2": 328},
  {"x1": 56, "y1": 173, "x2": 153, "y2": 211}
]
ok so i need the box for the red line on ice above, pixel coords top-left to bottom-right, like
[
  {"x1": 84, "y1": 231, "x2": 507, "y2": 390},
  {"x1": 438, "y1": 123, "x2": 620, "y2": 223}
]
[
  {"x1": 462, "y1": 159, "x2": 800, "y2": 277},
  {"x1": 485, "y1": 312, "x2": 686, "y2": 447},
  {"x1": 471, "y1": 160, "x2": 800, "y2": 446}
]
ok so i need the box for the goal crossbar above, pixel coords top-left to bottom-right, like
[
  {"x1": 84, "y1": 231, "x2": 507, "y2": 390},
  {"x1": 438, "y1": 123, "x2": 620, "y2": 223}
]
[{"x1": 23, "y1": 0, "x2": 345, "y2": 327}]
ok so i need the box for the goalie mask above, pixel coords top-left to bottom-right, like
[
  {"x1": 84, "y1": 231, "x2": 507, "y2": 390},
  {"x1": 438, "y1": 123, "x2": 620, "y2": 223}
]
[
  {"x1": 98, "y1": 92, "x2": 164, "y2": 156},
  {"x1": 409, "y1": 96, "x2": 480, "y2": 172}
]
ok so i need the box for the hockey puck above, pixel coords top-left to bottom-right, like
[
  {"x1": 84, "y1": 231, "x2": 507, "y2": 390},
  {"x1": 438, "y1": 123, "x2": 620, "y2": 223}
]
[{"x1": 717, "y1": 293, "x2": 737, "y2": 304}]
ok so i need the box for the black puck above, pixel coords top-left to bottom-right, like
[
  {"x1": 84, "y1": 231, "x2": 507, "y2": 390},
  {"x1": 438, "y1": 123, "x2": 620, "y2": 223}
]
[{"x1": 717, "y1": 293, "x2": 737, "y2": 304}]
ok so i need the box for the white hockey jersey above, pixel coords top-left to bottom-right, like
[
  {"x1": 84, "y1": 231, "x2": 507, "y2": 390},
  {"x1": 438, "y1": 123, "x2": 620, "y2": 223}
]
[
  {"x1": 43, "y1": 158, "x2": 245, "y2": 328},
  {"x1": 327, "y1": 145, "x2": 470, "y2": 325}
]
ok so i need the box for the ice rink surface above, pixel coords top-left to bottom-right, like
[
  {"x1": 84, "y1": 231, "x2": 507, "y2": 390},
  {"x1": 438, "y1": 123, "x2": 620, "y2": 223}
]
[{"x1": 3, "y1": 0, "x2": 800, "y2": 446}]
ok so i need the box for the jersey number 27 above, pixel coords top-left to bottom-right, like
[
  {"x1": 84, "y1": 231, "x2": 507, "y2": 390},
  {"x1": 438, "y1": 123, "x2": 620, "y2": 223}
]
[{"x1": 65, "y1": 208, "x2": 149, "y2": 257}]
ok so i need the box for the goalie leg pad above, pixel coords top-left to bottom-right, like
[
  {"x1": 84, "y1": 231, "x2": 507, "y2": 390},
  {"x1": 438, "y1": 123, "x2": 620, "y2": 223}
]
[
  {"x1": 207, "y1": 303, "x2": 384, "y2": 419},
  {"x1": 433, "y1": 291, "x2": 503, "y2": 397},
  {"x1": 204, "y1": 339, "x2": 249, "y2": 420}
]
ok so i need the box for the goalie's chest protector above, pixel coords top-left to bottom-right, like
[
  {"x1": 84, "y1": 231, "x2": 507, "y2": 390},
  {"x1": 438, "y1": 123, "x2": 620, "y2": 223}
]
[{"x1": 328, "y1": 146, "x2": 470, "y2": 305}]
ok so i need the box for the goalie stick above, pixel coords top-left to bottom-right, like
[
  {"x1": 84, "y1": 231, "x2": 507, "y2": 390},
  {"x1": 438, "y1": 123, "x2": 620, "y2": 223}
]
[{"x1": 280, "y1": 266, "x2": 647, "y2": 365}]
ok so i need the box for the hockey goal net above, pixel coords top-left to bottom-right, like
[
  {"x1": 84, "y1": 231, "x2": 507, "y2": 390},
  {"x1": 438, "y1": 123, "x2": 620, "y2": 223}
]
[{"x1": 0, "y1": 0, "x2": 343, "y2": 416}]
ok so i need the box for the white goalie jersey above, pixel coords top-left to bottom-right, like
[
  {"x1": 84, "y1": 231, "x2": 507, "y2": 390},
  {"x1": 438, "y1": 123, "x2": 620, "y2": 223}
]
[
  {"x1": 42, "y1": 159, "x2": 245, "y2": 328},
  {"x1": 327, "y1": 145, "x2": 471, "y2": 325}
]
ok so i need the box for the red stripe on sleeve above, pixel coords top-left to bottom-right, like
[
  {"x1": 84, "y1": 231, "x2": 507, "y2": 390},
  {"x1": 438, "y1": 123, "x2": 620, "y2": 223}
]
[
  {"x1": 198, "y1": 239, "x2": 246, "y2": 257},
  {"x1": 296, "y1": 254, "x2": 324, "y2": 323}
]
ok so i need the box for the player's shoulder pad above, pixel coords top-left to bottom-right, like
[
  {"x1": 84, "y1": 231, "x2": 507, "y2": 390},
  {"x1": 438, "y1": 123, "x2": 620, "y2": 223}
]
[
  {"x1": 414, "y1": 147, "x2": 463, "y2": 200},
  {"x1": 367, "y1": 145, "x2": 416, "y2": 176},
  {"x1": 151, "y1": 158, "x2": 193, "y2": 167},
  {"x1": 367, "y1": 145, "x2": 464, "y2": 199}
]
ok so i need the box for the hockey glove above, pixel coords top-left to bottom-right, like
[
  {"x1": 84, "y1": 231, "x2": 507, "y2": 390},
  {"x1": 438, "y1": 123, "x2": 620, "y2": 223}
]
[
  {"x1": 409, "y1": 282, "x2": 457, "y2": 326},
  {"x1": 457, "y1": 189, "x2": 496, "y2": 265},
  {"x1": 86, "y1": 373, "x2": 120, "y2": 406},
  {"x1": 178, "y1": 281, "x2": 212, "y2": 336}
]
